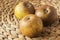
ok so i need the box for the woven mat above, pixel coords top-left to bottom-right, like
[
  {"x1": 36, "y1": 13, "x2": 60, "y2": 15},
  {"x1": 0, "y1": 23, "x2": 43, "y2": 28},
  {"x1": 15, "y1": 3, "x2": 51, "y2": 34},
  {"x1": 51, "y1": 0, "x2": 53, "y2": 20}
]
[{"x1": 0, "y1": 0, "x2": 60, "y2": 40}]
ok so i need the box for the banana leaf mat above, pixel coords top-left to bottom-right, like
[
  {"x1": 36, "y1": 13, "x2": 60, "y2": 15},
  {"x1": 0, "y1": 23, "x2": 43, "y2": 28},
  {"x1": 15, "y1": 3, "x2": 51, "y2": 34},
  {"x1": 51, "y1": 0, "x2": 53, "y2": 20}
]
[{"x1": 0, "y1": 0, "x2": 60, "y2": 40}]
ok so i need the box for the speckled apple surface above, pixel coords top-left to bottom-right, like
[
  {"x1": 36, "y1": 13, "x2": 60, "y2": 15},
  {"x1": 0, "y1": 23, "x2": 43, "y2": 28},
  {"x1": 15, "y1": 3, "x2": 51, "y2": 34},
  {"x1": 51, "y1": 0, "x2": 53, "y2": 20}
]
[{"x1": 0, "y1": 0, "x2": 60, "y2": 40}]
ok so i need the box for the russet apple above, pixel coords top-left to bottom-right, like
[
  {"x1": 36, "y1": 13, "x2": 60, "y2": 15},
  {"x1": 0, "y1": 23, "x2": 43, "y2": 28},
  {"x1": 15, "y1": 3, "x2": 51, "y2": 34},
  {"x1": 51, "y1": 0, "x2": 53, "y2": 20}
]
[
  {"x1": 35, "y1": 5, "x2": 57, "y2": 26},
  {"x1": 20, "y1": 14, "x2": 43, "y2": 37},
  {"x1": 14, "y1": 2, "x2": 35, "y2": 19}
]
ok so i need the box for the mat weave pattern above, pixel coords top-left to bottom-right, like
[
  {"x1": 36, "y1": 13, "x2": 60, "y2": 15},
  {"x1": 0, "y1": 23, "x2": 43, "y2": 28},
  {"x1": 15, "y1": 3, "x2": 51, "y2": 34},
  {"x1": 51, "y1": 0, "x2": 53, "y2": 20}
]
[{"x1": 0, "y1": 0, "x2": 60, "y2": 40}]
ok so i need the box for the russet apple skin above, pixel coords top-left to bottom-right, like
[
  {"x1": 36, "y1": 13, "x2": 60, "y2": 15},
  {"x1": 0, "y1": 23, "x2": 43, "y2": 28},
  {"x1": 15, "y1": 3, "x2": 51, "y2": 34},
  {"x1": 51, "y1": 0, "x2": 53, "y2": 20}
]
[
  {"x1": 35, "y1": 5, "x2": 57, "y2": 26},
  {"x1": 20, "y1": 14, "x2": 43, "y2": 37},
  {"x1": 14, "y1": 2, "x2": 35, "y2": 19}
]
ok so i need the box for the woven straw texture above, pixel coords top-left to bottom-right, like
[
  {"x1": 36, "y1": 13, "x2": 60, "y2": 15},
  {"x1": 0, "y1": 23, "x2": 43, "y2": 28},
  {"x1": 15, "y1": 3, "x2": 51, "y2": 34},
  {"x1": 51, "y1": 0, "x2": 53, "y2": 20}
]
[{"x1": 0, "y1": 0, "x2": 60, "y2": 40}]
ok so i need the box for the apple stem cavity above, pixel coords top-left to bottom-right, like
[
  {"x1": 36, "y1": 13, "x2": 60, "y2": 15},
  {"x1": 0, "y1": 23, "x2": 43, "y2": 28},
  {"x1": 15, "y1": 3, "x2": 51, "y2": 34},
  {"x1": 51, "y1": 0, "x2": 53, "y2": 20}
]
[
  {"x1": 44, "y1": 9, "x2": 48, "y2": 13},
  {"x1": 24, "y1": 2, "x2": 31, "y2": 8},
  {"x1": 26, "y1": 17, "x2": 30, "y2": 21}
]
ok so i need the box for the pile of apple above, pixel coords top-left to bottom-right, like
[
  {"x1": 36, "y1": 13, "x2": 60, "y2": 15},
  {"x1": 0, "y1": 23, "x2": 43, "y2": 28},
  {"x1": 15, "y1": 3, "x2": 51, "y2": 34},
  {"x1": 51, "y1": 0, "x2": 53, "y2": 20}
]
[{"x1": 14, "y1": 2, "x2": 57, "y2": 37}]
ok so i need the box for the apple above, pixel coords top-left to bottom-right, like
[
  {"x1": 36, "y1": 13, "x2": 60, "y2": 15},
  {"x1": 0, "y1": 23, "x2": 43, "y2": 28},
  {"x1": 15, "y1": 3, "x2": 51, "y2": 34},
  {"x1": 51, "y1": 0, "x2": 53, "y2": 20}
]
[
  {"x1": 35, "y1": 5, "x2": 57, "y2": 26},
  {"x1": 19, "y1": 14, "x2": 43, "y2": 37},
  {"x1": 14, "y1": 2, "x2": 35, "y2": 19}
]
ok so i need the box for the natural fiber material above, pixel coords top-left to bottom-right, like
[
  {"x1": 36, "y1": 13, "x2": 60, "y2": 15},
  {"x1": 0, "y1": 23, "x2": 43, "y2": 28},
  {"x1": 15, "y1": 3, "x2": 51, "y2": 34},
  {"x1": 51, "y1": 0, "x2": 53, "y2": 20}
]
[{"x1": 0, "y1": 0, "x2": 60, "y2": 40}]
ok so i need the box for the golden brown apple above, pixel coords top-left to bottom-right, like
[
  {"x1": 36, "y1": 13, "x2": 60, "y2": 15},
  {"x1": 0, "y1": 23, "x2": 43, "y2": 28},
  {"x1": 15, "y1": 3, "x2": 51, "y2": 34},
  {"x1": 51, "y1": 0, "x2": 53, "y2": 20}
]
[
  {"x1": 14, "y1": 2, "x2": 35, "y2": 19},
  {"x1": 19, "y1": 14, "x2": 43, "y2": 37},
  {"x1": 35, "y1": 5, "x2": 57, "y2": 26}
]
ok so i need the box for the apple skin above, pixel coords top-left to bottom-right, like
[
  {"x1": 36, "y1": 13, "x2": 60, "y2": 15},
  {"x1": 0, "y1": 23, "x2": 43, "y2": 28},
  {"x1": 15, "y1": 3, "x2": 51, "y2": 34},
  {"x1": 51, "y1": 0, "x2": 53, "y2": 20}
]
[
  {"x1": 19, "y1": 14, "x2": 43, "y2": 37},
  {"x1": 14, "y1": 2, "x2": 35, "y2": 19},
  {"x1": 35, "y1": 5, "x2": 58, "y2": 26}
]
